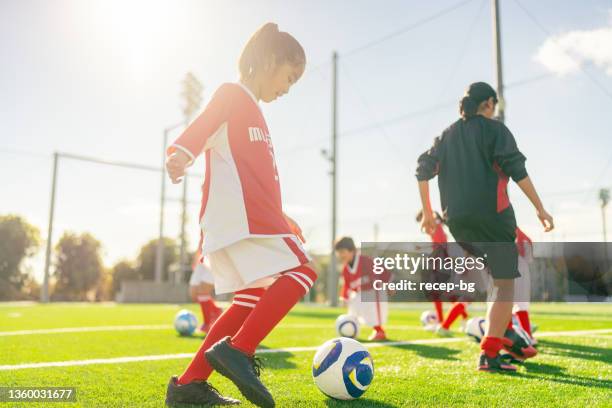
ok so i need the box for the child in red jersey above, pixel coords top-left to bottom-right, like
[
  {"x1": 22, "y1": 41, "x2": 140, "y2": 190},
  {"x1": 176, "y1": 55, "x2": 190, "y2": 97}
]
[
  {"x1": 416, "y1": 82, "x2": 553, "y2": 372},
  {"x1": 335, "y1": 237, "x2": 391, "y2": 341},
  {"x1": 164, "y1": 23, "x2": 314, "y2": 408},
  {"x1": 416, "y1": 210, "x2": 450, "y2": 329},
  {"x1": 416, "y1": 210, "x2": 469, "y2": 336},
  {"x1": 189, "y1": 250, "x2": 222, "y2": 333}
]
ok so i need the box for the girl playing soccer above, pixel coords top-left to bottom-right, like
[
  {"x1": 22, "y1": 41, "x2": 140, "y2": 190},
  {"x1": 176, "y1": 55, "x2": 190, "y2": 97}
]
[
  {"x1": 416, "y1": 82, "x2": 554, "y2": 372},
  {"x1": 164, "y1": 23, "x2": 315, "y2": 407}
]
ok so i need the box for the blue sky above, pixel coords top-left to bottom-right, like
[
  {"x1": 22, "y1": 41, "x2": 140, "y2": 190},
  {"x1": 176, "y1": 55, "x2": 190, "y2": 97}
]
[{"x1": 1, "y1": 0, "x2": 612, "y2": 279}]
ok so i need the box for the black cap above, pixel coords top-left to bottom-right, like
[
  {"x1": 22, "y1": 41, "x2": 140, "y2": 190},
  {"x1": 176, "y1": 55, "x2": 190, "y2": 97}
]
[{"x1": 465, "y1": 82, "x2": 498, "y2": 104}]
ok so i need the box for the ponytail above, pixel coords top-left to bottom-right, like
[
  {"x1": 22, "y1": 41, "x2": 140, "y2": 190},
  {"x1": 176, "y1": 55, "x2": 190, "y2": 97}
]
[
  {"x1": 459, "y1": 82, "x2": 497, "y2": 120},
  {"x1": 239, "y1": 22, "x2": 306, "y2": 80},
  {"x1": 459, "y1": 96, "x2": 479, "y2": 119}
]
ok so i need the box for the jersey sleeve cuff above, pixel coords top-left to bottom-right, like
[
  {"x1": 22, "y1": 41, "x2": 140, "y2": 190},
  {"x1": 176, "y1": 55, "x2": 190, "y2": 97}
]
[{"x1": 167, "y1": 144, "x2": 196, "y2": 164}]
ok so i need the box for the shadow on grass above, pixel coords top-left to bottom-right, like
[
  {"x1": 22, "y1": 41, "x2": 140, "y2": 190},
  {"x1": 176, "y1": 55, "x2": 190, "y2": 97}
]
[
  {"x1": 176, "y1": 333, "x2": 206, "y2": 341},
  {"x1": 256, "y1": 345, "x2": 298, "y2": 370},
  {"x1": 385, "y1": 343, "x2": 461, "y2": 361},
  {"x1": 505, "y1": 339, "x2": 612, "y2": 390},
  {"x1": 324, "y1": 397, "x2": 398, "y2": 407},
  {"x1": 537, "y1": 339, "x2": 612, "y2": 363},
  {"x1": 513, "y1": 360, "x2": 612, "y2": 390},
  {"x1": 170, "y1": 338, "x2": 299, "y2": 370}
]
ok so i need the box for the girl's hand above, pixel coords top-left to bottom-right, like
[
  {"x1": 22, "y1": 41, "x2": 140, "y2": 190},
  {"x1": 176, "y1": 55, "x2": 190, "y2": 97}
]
[
  {"x1": 284, "y1": 214, "x2": 305, "y2": 243},
  {"x1": 537, "y1": 208, "x2": 555, "y2": 232},
  {"x1": 166, "y1": 151, "x2": 190, "y2": 184},
  {"x1": 420, "y1": 211, "x2": 436, "y2": 235}
]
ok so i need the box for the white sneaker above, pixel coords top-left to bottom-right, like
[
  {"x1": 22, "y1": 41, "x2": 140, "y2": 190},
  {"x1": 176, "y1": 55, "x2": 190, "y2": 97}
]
[
  {"x1": 424, "y1": 323, "x2": 438, "y2": 333},
  {"x1": 436, "y1": 326, "x2": 453, "y2": 337}
]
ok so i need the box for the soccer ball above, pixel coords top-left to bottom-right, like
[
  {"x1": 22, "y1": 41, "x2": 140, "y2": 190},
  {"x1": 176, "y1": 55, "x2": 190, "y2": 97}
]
[
  {"x1": 312, "y1": 338, "x2": 374, "y2": 400},
  {"x1": 335, "y1": 314, "x2": 360, "y2": 338},
  {"x1": 511, "y1": 314, "x2": 537, "y2": 334},
  {"x1": 174, "y1": 309, "x2": 198, "y2": 336},
  {"x1": 512, "y1": 323, "x2": 534, "y2": 346},
  {"x1": 465, "y1": 317, "x2": 486, "y2": 343},
  {"x1": 420, "y1": 310, "x2": 438, "y2": 327}
]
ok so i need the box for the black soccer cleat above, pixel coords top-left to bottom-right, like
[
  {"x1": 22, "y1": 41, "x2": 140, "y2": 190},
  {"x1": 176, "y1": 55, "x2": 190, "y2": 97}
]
[
  {"x1": 205, "y1": 337, "x2": 275, "y2": 408},
  {"x1": 477, "y1": 352, "x2": 517, "y2": 372},
  {"x1": 165, "y1": 375, "x2": 240, "y2": 407},
  {"x1": 503, "y1": 328, "x2": 538, "y2": 362}
]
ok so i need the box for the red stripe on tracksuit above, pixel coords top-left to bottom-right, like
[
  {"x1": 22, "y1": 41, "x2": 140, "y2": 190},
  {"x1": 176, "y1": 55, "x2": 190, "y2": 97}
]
[{"x1": 493, "y1": 162, "x2": 510, "y2": 213}]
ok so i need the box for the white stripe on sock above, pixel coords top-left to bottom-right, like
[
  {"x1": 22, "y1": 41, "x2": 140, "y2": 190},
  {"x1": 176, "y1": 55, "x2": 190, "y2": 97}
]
[
  {"x1": 287, "y1": 271, "x2": 313, "y2": 287},
  {"x1": 232, "y1": 300, "x2": 256, "y2": 308},
  {"x1": 234, "y1": 294, "x2": 260, "y2": 301},
  {"x1": 285, "y1": 273, "x2": 309, "y2": 293}
]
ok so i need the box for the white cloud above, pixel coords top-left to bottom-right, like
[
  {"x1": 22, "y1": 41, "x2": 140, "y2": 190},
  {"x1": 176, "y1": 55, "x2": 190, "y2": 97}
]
[{"x1": 535, "y1": 12, "x2": 612, "y2": 76}]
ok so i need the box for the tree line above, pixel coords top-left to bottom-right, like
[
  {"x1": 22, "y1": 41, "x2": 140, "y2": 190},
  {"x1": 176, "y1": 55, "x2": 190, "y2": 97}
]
[{"x1": 0, "y1": 214, "x2": 183, "y2": 301}]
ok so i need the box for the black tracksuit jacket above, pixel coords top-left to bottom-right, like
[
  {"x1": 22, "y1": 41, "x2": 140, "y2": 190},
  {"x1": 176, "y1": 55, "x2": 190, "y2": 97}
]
[{"x1": 416, "y1": 115, "x2": 528, "y2": 223}]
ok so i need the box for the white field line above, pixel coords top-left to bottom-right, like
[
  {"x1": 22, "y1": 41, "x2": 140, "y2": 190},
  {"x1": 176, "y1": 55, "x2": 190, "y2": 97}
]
[
  {"x1": 0, "y1": 328, "x2": 610, "y2": 371},
  {"x1": 0, "y1": 324, "x2": 422, "y2": 337},
  {"x1": 0, "y1": 325, "x2": 172, "y2": 336}
]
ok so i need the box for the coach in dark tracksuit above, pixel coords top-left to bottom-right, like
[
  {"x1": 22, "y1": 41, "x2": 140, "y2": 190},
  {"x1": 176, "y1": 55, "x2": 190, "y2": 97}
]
[{"x1": 415, "y1": 82, "x2": 554, "y2": 372}]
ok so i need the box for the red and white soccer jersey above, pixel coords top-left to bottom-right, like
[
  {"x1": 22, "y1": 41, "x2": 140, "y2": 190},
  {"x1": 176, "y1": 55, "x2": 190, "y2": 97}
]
[
  {"x1": 168, "y1": 82, "x2": 293, "y2": 254},
  {"x1": 168, "y1": 83, "x2": 309, "y2": 294},
  {"x1": 340, "y1": 252, "x2": 390, "y2": 327}
]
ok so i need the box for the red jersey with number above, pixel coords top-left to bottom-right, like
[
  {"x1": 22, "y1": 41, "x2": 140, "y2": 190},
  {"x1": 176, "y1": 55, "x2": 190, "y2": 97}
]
[
  {"x1": 167, "y1": 82, "x2": 292, "y2": 253},
  {"x1": 340, "y1": 253, "x2": 391, "y2": 299}
]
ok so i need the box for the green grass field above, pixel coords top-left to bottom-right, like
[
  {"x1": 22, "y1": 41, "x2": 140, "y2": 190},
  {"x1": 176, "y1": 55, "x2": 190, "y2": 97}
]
[{"x1": 1, "y1": 302, "x2": 611, "y2": 407}]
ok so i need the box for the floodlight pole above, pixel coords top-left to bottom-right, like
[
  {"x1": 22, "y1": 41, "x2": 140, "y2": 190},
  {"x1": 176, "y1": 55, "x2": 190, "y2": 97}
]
[
  {"x1": 328, "y1": 51, "x2": 339, "y2": 307},
  {"x1": 41, "y1": 152, "x2": 59, "y2": 303},
  {"x1": 492, "y1": 0, "x2": 505, "y2": 123},
  {"x1": 600, "y1": 188, "x2": 610, "y2": 268},
  {"x1": 176, "y1": 72, "x2": 203, "y2": 285},
  {"x1": 155, "y1": 122, "x2": 184, "y2": 283},
  {"x1": 178, "y1": 159, "x2": 189, "y2": 285}
]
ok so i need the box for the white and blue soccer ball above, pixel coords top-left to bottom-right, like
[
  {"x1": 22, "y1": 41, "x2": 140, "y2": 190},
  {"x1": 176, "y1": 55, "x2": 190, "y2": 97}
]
[
  {"x1": 174, "y1": 309, "x2": 198, "y2": 336},
  {"x1": 512, "y1": 323, "x2": 534, "y2": 346},
  {"x1": 511, "y1": 314, "x2": 538, "y2": 334},
  {"x1": 420, "y1": 310, "x2": 438, "y2": 327},
  {"x1": 335, "y1": 314, "x2": 360, "y2": 338},
  {"x1": 312, "y1": 338, "x2": 374, "y2": 400},
  {"x1": 465, "y1": 317, "x2": 486, "y2": 343}
]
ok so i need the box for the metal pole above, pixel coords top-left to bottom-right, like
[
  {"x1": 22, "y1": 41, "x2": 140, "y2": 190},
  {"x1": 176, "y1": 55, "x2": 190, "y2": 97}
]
[
  {"x1": 41, "y1": 152, "x2": 59, "y2": 303},
  {"x1": 155, "y1": 130, "x2": 169, "y2": 283},
  {"x1": 492, "y1": 0, "x2": 505, "y2": 123},
  {"x1": 178, "y1": 115, "x2": 190, "y2": 285},
  {"x1": 600, "y1": 189, "x2": 610, "y2": 269},
  {"x1": 328, "y1": 51, "x2": 339, "y2": 306},
  {"x1": 178, "y1": 173, "x2": 188, "y2": 285},
  {"x1": 604, "y1": 205, "x2": 608, "y2": 243}
]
